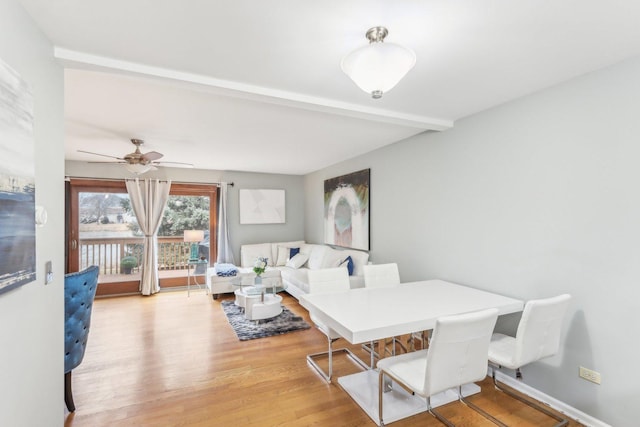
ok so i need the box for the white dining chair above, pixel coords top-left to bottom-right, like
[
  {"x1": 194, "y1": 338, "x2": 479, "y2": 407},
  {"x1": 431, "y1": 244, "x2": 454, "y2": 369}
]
[
  {"x1": 488, "y1": 294, "x2": 571, "y2": 427},
  {"x1": 363, "y1": 263, "x2": 401, "y2": 288},
  {"x1": 306, "y1": 267, "x2": 369, "y2": 383},
  {"x1": 363, "y1": 263, "x2": 428, "y2": 356},
  {"x1": 362, "y1": 263, "x2": 403, "y2": 365},
  {"x1": 377, "y1": 308, "x2": 499, "y2": 426}
]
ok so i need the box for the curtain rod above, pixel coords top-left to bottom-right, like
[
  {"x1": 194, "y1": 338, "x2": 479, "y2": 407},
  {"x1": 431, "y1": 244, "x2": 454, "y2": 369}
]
[{"x1": 65, "y1": 176, "x2": 234, "y2": 187}]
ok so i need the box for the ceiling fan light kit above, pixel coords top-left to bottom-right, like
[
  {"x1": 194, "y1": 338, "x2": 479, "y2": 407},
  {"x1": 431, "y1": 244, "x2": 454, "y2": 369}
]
[
  {"x1": 125, "y1": 163, "x2": 156, "y2": 175},
  {"x1": 341, "y1": 26, "x2": 416, "y2": 99}
]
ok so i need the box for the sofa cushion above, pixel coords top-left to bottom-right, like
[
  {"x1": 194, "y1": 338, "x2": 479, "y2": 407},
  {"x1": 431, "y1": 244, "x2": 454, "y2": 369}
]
[
  {"x1": 321, "y1": 247, "x2": 346, "y2": 269},
  {"x1": 275, "y1": 246, "x2": 289, "y2": 266},
  {"x1": 280, "y1": 267, "x2": 310, "y2": 294},
  {"x1": 303, "y1": 244, "x2": 367, "y2": 271},
  {"x1": 305, "y1": 244, "x2": 328, "y2": 270},
  {"x1": 299, "y1": 243, "x2": 317, "y2": 255},
  {"x1": 286, "y1": 252, "x2": 309, "y2": 269},
  {"x1": 305, "y1": 245, "x2": 343, "y2": 270},
  {"x1": 241, "y1": 243, "x2": 273, "y2": 267},
  {"x1": 270, "y1": 240, "x2": 305, "y2": 263}
]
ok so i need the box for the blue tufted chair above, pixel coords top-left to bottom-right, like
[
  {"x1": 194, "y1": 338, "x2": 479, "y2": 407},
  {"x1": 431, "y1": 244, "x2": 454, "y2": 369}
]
[{"x1": 64, "y1": 265, "x2": 99, "y2": 412}]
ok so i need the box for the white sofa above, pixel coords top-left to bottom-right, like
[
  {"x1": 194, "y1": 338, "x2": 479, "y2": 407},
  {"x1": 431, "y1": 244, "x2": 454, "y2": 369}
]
[{"x1": 238, "y1": 240, "x2": 369, "y2": 300}]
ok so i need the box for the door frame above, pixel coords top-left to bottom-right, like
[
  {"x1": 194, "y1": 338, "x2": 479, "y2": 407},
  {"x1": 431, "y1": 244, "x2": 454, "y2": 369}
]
[{"x1": 67, "y1": 179, "x2": 218, "y2": 296}]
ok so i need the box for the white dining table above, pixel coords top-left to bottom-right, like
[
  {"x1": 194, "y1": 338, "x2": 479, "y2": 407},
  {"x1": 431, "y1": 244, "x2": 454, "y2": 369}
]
[{"x1": 299, "y1": 279, "x2": 524, "y2": 425}]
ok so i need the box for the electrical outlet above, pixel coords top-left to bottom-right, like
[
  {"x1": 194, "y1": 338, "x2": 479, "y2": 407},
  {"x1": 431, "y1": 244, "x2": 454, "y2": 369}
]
[{"x1": 579, "y1": 366, "x2": 601, "y2": 384}]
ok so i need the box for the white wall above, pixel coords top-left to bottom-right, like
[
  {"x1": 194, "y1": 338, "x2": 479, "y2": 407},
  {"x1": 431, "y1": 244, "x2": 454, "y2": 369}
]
[
  {"x1": 0, "y1": 1, "x2": 64, "y2": 425},
  {"x1": 305, "y1": 56, "x2": 640, "y2": 426},
  {"x1": 65, "y1": 161, "x2": 305, "y2": 263}
]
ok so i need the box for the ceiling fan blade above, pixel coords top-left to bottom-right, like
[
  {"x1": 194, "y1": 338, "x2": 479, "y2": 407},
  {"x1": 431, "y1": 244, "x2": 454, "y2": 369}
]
[
  {"x1": 87, "y1": 161, "x2": 127, "y2": 164},
  {"x1": 153, "y1": 161, "x2": 195, "y2": 168},
  {"x1": 141, "y1": 151, "x2": 163, "y2": 161},
  {"x1": 78, "y1": 149, "x2": 124, "y2": 160}
]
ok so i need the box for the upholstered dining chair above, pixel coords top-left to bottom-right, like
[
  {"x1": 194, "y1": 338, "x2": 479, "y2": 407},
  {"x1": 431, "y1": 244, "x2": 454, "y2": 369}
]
[
  {"x1": 64, "y1": 265, "x2": 99, "y2": 412},
  {"x1": 363, "y1": 263, "x2": 428, "y2": 358},
  {"x1": 363, "y1": 263, "x2": 401, "y2": 288},
  {"x1": 362, "y1": 263, "x2": 403, "y2": 364},
  {"x1": 377, "y1": 308, "x2": 499, "y2": 426},
  {"x1": 488, "y1": 294, "x2": 571, "y2": 427},
  {"x1": 306, "y1": 267, "x2": 368, "y2": 383}
]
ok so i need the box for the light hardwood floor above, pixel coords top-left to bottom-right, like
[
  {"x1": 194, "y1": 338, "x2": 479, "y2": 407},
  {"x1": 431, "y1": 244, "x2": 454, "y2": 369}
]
[{"x1": 64, "y1": 290, "x2": 584, "y2": 427}]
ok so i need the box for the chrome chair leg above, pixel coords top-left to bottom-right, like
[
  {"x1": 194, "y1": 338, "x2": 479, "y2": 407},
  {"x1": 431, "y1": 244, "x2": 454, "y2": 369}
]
[
  {"x1": 456, "y1": 384, "x2": 507, "y2": 426},
  {"x1": 370, "y1": 341, "x2": 375, "y2": 368},
  {"x1": 378, "y1": 369, "x2": 419, "y2": 426},
  {"x1": 362, "y1": 336, "x2": 407, "y2": 366},
  {"x1": 427, "y1": 396, "x2": 455, "y2": 427},
  {"x1": 307, "y1": 335, "x2": 369, "y2": 383},
  {"x1": 491, "y1": 367, "x2": 568, "y2": 427}
]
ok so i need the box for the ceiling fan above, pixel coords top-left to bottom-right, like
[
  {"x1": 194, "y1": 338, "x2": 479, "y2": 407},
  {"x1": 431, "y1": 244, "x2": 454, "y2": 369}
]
[{"x1": 78, "y1": 138, "x2": 194, "y2": 174}]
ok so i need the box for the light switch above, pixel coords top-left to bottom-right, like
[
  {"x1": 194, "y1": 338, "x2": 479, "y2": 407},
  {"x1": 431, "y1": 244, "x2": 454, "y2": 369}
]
[{"x1": 45, "y1": 261, "x2": 53, "y2": 285}]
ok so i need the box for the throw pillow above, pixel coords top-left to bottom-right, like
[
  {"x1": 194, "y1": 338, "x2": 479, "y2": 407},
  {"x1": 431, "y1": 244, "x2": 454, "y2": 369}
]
[
  {"x1": 289, "y1": 247, "x2": 300, "y2": 259},
  {"x1": 340, "y1": 256, "x2": 354, "y2": 276},
  {"x1": 275, "y1": 246, "x2": 289, "y2": 266},
  {"x1": 338, "y1": 249, "x2": 369, "y2": 276},
  {"x1": 286, "y1": 253, "x2": 309, "y2": 269}
]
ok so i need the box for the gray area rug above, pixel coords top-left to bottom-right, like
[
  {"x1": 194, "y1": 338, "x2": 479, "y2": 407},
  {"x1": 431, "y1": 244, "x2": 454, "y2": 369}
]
[{"x1": 221, "y1": 300, "x2": 311, "y2": 341}]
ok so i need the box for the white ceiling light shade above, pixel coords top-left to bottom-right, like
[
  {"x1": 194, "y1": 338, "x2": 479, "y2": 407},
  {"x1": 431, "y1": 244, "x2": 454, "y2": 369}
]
[
  {"x1": 341, "y1": 26, "x2": 416, "y2": 99},
  {"x1": 125, "y1": 163, "x2": 156, "y2": 175}
]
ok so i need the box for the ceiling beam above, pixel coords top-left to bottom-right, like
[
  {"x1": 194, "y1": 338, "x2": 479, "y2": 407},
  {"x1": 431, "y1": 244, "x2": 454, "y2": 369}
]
[{"x1": 55, "y1": 47, "x2": 453, "y2": 131}]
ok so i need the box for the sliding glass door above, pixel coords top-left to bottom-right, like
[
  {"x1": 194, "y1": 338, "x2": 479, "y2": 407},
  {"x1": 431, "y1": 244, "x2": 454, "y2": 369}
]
[{"x1": 67, "y1": 179, "x2": 218, "y2": 296}]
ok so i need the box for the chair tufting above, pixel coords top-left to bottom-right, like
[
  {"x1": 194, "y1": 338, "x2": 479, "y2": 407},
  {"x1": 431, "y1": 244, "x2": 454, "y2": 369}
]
[{"x1": 64, "y1": 265, "x2": 99, "y2": 412}]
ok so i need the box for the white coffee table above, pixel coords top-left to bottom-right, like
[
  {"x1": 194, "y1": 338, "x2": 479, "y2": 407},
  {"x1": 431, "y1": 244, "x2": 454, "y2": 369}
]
[{"x1": 233, "y1": 282, "x2": 288, "y2": 321}]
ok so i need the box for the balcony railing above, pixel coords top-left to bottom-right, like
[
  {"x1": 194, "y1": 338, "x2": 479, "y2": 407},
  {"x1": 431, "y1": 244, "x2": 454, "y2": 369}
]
[{"x1": 79, "y1": 236, "x2": 203, "y2": 275}]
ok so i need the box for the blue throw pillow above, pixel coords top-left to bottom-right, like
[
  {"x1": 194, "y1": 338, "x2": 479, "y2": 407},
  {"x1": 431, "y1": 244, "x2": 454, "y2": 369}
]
[
  {"x1": 289, "y1": 247, "x2": 300, "y2": 258},
  {"x1": 341, "y1": 256, "x2": 354, "y2": 276}
]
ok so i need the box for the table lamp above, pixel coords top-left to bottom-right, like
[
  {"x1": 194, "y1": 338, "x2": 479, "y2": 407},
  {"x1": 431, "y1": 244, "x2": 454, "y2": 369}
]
[{"x1": 184, "y1": 230, "x2": 204, "y2": 261}]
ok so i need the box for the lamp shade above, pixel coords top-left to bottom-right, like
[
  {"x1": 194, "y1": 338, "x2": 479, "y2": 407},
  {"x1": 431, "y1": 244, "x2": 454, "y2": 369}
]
[
  {"x1": 183, "y1": 230, "x2": 204, "y2": 243},
  {"x1": 184, "y1": 230, "x2": 204, "y2": 261},
  {"x1": 341, "y1": 27, "x2": 416, "y2": 99}
]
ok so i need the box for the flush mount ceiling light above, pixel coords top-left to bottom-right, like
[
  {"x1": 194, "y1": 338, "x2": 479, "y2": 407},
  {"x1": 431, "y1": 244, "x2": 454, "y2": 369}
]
[{"x1": 341, "y1": 26, "x2": 416, "y2": 99}]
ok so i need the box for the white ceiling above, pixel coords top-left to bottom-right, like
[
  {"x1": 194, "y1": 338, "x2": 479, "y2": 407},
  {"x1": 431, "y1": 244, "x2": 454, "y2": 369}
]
[{"x1": 19, "y1": 0, "x2": 640, "y2": 175}]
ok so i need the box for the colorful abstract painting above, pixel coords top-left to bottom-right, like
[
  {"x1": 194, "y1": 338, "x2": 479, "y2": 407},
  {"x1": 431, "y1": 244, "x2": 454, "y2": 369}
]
[
  {"x1": 0, "y1": 58, "x2": 36, "y2": 295},
  {"x1": 324, "y1": 169, "x2": 370, "y2": 251}
]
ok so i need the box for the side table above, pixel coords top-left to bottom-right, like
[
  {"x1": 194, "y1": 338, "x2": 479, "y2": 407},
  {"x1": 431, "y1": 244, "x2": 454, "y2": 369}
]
[{"x1": 187, "y1": 259, "x2": 208, "y2": 296}]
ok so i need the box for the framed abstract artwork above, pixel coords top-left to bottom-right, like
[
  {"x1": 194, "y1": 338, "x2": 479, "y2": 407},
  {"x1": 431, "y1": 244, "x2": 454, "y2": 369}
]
[
  {"x1": 324, "y1": 168, "x2": 370, "y2": 251},
  {"x1": 239, "y1": 189, "x2": 286, "y2": 224},
  {"x1": 0, "y1": 58, "x2": 36, "y2": 295}
]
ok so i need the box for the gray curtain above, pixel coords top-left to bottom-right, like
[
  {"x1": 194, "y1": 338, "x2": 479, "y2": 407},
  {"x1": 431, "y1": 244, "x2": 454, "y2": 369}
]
[
  {"x1": 125, "y1": 178, "x2": 171, "y2": 295},
  {"x1": 216, "y1": 182, "x2": 235, "y2": 264}
]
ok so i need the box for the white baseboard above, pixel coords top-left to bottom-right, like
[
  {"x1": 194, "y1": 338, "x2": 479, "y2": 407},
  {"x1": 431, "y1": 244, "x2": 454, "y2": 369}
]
[{"x1": 490, "y1": 368, "x2": 610, "y2": 427}]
